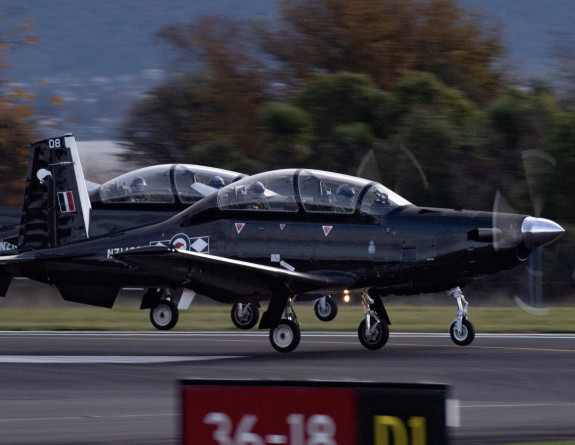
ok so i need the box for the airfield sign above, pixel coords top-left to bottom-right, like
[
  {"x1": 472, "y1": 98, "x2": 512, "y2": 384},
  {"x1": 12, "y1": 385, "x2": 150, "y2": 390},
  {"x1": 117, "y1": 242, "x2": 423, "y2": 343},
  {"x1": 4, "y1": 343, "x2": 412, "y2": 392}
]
[{"x1": 182, "y1": 380, "x2": 449, "y2": 444}]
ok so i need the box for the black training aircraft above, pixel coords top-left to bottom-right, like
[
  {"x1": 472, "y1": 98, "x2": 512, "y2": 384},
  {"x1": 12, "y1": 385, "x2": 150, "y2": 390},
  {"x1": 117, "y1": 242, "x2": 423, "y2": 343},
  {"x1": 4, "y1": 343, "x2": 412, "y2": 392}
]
[
  {"x1": 0, "y1": 134, "x2": 565, "y2": 352},
  {"x1": 0, "y1": 160, "x2": 246, "y2": 246},
  {"x1": 1, "y1": 160, "x2": 246, "y2": 242},
  {"x1": 0, "y1": 143, "x2": 249, "y2": 330}
]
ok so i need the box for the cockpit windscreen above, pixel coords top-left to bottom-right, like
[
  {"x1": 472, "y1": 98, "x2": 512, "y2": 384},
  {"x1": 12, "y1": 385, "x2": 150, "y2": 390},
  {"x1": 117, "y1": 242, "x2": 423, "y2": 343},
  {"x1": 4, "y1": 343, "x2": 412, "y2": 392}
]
[
  {"x1": 92, "y1": 164, "x2": 245, "y2": 206},
  {"x1": 217, "y1": 169, "x2": 411, "y2": 216}
]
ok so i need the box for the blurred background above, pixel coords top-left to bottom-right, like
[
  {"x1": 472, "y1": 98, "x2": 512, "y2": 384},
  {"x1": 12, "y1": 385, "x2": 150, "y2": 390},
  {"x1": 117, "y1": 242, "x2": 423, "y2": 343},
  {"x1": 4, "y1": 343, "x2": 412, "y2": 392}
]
[{"x1": 1, "y1": 0, "x2": 575, "y2": 307}]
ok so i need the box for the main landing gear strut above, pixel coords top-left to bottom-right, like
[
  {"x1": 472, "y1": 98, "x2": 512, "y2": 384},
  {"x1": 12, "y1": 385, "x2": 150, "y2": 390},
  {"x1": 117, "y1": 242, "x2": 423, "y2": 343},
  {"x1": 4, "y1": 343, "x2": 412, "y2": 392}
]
[
  {"x1": 313, "y1": 296, "x2": 338, "y2": 322},
  {"x1": 268, "y1": 297, "x2": 301, "y2": 353},
  {"x1": 447, "y1": 286, "x2": 475, "y2": 346},
  {"x1": 231, "y1": 303, "x2": 260, "y2": 330},
  {"x1": 357, "y1": 289, "x2": 390, "y2": 350},
  {"x1": 142, "y1": 288, "x2": 182, "y2": 331}
]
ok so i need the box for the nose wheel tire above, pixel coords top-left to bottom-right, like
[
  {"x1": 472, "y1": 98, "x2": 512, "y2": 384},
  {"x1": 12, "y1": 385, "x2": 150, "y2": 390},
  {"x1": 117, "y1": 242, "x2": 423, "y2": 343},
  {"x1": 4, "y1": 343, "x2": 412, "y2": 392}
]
[
  {"x1": 231, "y1": 303, "x2": 260, "y2": 330},
  {"x1": 358, "y1": 318, "x2": 389, "y2": 350},
  {"x1": 314, "y1": 296, "x2": 338, "y2": 322},
  {"x1": 150, "y1": 300, "x2": 179, "y2": 331},
  {"x1": 449, "y1": 318, "x2": 475, "y2": 346},
  {"x1": 269, "y1": 319, "x2": 300, "y2": 353}
]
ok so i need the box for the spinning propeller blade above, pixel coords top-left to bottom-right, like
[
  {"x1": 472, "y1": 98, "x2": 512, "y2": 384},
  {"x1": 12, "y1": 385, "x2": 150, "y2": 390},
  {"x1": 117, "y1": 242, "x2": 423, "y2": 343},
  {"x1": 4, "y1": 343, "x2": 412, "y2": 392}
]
[{"x1": 493, "y1": 149, "x2": 562, "y2": 308}]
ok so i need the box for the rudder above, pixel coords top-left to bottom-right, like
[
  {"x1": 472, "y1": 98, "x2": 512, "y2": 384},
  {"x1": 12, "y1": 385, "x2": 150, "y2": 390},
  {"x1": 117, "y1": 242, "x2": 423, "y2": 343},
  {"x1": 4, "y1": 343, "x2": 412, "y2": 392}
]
[{"x1": 18, "y1": 134, "x2": 91, "y2": 250}]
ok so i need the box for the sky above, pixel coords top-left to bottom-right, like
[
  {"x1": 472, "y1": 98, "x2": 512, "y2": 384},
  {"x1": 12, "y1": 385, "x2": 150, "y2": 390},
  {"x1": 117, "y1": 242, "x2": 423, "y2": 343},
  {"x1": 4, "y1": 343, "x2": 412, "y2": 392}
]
[
  {"x1": 76, "y1": 141, "x2": 128, "y2": 183},
  {"x1": 461, "y1": 0, "x2": 575, "y2": 78}
]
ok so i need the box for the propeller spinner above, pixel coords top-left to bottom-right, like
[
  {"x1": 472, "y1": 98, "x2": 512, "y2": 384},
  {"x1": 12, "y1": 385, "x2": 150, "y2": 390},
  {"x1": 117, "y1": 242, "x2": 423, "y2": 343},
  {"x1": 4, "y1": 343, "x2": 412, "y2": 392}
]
[{"x1": 521, "y1": 216, "x2": 564, "y2": 249}]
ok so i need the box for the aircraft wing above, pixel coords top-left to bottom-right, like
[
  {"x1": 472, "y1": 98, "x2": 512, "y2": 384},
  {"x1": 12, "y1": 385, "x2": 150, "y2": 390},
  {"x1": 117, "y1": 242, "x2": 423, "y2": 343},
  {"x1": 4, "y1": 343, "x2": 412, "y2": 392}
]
[
  {"x1": 114, "y1": 246, "x2": 357, "y2": 301},
  {"x1": 0, "y1": 252, "x2": 37, "y2": 263}
]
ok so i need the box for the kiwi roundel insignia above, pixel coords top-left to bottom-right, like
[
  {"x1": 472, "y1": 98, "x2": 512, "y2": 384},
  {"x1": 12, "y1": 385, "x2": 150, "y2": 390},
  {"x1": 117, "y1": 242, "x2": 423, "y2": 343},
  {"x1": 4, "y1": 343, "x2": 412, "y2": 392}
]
[{"x1": 170, "y1": 233, "x2": 190, "y2": 250}]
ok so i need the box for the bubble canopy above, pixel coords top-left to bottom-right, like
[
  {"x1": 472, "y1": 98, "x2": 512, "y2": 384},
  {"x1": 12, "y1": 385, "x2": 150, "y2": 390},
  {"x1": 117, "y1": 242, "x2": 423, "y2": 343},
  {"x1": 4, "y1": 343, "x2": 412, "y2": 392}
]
[
  {"x1": 216, "y1": 169, "x2": 411, "y2": 215},
  {"x1": 90, "y1": 164, "x2": 246, "y2": 205}
]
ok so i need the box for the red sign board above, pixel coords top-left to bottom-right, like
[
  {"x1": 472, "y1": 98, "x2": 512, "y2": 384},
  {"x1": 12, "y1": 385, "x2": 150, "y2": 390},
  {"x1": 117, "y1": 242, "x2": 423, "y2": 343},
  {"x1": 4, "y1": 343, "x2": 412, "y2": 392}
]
[
  {"x1": 181, "y1": 380, "x2": 449, "y2": 444},
  {"x1": 182, "y1": 385, "x2": 358, "y2": 445}
]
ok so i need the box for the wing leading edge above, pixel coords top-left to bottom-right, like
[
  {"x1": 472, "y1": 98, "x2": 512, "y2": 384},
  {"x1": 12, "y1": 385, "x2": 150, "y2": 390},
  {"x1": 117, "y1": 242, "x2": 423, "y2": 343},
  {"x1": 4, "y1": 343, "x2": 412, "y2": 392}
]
[{"x1": 114, "y1": 246, "x2": 357, "y2": 302}]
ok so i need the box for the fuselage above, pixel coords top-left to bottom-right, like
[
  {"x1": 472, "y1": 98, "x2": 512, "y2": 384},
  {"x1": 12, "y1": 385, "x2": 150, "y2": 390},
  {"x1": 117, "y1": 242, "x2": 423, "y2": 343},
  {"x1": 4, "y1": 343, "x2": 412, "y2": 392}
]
[{"x1": 9, "y1": 173, "x2": 532, "y2": 301}]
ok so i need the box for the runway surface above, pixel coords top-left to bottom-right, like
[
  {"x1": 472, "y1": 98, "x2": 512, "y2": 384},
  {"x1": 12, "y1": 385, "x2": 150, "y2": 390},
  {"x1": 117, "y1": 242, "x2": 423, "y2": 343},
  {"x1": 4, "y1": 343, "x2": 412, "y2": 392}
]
[{"x1": 0, "y1": 330, "x2": 574, "y2": 444}]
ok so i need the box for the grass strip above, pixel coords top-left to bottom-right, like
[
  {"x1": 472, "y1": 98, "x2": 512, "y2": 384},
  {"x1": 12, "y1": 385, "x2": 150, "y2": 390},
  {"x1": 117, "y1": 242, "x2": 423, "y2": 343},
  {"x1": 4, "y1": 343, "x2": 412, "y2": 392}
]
[{"x1": 0, "y1": 304, "x2": 573, "y2": 332}]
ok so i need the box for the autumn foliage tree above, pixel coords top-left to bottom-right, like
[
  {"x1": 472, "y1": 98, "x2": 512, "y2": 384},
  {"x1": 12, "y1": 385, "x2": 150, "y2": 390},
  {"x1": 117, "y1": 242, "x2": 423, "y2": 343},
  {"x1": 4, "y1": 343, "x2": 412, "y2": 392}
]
[
  {"x1": 0, "y1": 12, "x2": 38, "y2": 205},
  {"x1": 120, "y1": 73, "x2": 260, "y2": 173},
  {"x1": 159, "y1": 17, "x2": 269, "y2": 156},
  {"x1": 120, "y1": 17, "x2": 274, "y2": 169},
  {"x1": 258, "y1": 0, "x2": 505, "y2": 101}
]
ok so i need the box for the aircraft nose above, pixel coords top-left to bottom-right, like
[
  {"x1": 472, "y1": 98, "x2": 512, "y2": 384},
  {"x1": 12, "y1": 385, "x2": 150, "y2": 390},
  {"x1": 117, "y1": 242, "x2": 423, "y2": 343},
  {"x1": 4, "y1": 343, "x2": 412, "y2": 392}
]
[{"x1": 521, "y1": 216, "x2": 565, "y2": 249}]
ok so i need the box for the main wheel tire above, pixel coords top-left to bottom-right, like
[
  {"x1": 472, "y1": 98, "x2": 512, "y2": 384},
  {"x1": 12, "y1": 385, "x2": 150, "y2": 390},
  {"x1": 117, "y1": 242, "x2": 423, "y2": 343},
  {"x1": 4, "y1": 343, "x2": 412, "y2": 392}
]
[
  {"x1": 231, "y1": 303, "x2": 260, "y2": 330},
  {"x1": 358, "y1": 318, "x2": 389, "y2": 350},
  {"x1": 449, "y1": 318, "x2": 475, "y2": 346},
  {"x1": 150, "y1": 300, "x2": 179, "y2": 331},
  {"x1": 269, "y1": 320, "x2": 301, "y2": 353},
  {"x1": 314, "y1": 296, "x2": 338, "y2": 322}
]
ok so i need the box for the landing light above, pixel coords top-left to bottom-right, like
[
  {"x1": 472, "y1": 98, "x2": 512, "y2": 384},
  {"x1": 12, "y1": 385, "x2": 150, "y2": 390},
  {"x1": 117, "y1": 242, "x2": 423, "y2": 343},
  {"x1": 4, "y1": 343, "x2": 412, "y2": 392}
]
[{"x1": 343, "y1": 290, "x2": 350, "y2": 303}]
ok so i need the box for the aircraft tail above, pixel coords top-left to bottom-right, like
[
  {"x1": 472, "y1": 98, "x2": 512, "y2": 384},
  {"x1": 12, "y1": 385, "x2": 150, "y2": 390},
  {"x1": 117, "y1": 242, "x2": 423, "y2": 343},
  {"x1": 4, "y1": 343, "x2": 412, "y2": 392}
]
[{"x1": 18, "y1": 134, "x2": 91, "y2": 251}]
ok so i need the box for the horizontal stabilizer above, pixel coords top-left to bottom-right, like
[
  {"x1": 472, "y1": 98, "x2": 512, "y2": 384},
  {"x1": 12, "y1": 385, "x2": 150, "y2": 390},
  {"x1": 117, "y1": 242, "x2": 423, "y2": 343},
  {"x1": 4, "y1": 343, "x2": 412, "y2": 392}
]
[
  {"x1": 114, "y1": 247, "x2": 356, "y2": 301},
  {"x1": 57, "y1": 284, "x2": 119, "y2": 308},
  {"x1": 0, "y1": 271, "x2": 11, "y2": 297}
]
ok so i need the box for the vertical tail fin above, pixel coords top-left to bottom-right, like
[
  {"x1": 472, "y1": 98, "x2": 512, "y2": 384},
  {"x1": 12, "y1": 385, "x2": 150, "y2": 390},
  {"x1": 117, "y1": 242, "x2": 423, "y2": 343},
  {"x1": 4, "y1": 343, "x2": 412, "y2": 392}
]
[{"x1": 18, "y1": 134, "x2": 91, "y2": 250}]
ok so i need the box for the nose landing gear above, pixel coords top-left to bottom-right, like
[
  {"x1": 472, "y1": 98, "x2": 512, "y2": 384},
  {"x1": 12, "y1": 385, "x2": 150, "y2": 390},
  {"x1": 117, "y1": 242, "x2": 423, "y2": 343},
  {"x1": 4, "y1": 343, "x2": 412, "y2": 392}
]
[{"x1": 447, "y1": 287, "x2": 475, "y2": 346}]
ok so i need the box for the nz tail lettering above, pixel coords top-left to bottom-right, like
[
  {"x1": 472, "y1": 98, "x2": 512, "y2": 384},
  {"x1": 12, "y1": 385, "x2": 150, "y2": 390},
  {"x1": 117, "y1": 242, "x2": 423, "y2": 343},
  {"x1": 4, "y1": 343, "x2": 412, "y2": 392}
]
[{"x1": 18, "y1": 134, "x2": 91, "y2": 250}]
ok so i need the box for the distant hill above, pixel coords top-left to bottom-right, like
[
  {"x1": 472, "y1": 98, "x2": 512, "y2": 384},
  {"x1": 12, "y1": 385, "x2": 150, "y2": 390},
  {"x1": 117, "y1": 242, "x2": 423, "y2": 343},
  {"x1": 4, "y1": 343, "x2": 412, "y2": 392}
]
[
  {"x1": 7, "y1": 0, "x2": 276, "y2": 79},
  {"x1": 461, "y1": 0, "x2": 575, "y2": 78},
  {"x1": 3, "y1": 0, "x2": 574, "y2": 140},
  {"x1": 3, "y1": 0, "x2": 276, "y2": 139}
]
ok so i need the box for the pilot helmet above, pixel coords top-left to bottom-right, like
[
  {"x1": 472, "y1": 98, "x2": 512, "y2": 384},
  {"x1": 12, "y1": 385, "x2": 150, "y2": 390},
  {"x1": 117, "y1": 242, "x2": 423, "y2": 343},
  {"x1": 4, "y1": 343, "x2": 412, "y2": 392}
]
[
  {"x1": 336, "y1": 184, "x2": 354, "y2": 202},
  {"x1": 208, "y1": 175, "x2": 225, "y2": 189},
  {"x1": 131, "y1": 176, "x2": 147, "y2": 193},
  {"x1": 247, "y1": 181, "x2": 265, "y2": 198}
]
